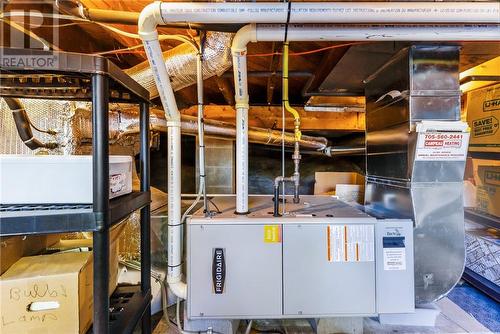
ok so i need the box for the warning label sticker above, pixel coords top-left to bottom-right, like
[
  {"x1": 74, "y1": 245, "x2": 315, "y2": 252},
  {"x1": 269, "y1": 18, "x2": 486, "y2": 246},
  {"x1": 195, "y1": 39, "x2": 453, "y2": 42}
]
[
  {"x1": 383, "y1": 236, "x2": 406, "y2": 271},
  {"x1": 383, "y1": 248, "x2": 406, "y2": 271},
  {"x1": 263, "y1": 225, "x2": 281, "y2": 243},
  {"x1": 327, "y1": 225, "x2": 374, "y2": 262},
  {"x1": 415, "y1": 132, "x2": 469, "y2": 161}
]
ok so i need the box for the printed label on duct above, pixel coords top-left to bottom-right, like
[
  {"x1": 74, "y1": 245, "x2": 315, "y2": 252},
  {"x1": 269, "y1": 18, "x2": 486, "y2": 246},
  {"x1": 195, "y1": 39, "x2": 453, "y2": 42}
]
[
  {"x1": 327, "y1": 225, "x2": 374, "y2": 262},
  {"x1": 212, "y1": 248, "x2": 225, "y2": 294},
  {"x1": 383, "y1": 236, "x2": 406, "y2": 271},
  {"x1": 415, "y1": 132, "x2": 469, "y2": 161}
]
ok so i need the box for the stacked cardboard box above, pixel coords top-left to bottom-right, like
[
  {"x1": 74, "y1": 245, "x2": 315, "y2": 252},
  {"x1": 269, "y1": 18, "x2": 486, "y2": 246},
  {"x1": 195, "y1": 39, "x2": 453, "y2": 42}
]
[
  {"x1": 0, "y1": 222, "x2": 126, "y2": 334},
  {"x1": 472, "y1": 159, "x2": 500, "y2": 218},
  {"x1": 466, "y1": 83, "x2": 500, "y2": 153}
]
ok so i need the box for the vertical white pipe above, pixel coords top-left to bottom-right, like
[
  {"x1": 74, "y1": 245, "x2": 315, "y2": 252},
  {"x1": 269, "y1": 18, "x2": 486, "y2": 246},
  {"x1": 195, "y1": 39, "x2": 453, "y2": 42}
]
[
  {"x1": 196, "y1": 52, "x2": 208, "y2": 214},
  {"x1": 235, "y1": 106, "x2": 248, "y2": 213},
  {"x1": 139, "y1": 3, "x2": 186, "y2": 299},
  {"x1": 167, "y1": 122, "x2": 182, "y2": 278},
  {"x1": 231, "y1": 24, "x2": 256, "y2": 214}
]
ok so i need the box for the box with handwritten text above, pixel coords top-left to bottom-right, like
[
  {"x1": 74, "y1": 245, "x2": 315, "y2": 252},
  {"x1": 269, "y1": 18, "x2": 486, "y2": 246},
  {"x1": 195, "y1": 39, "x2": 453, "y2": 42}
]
[{"x1": 0, "y1": 252, "x2": 92, "y2": 334}]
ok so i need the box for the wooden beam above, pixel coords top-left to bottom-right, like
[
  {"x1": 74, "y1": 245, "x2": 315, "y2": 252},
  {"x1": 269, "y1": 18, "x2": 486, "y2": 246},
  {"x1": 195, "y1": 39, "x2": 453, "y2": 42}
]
[
  {"x1": 181, "y1": 105, "x2": 365, "y2": 131},
  {"x1": 215, "y1": 76, "x2": 235, "y2": 106},
  {"x1": 266, "y1": 42, "x2": 283, "y2": 105}
]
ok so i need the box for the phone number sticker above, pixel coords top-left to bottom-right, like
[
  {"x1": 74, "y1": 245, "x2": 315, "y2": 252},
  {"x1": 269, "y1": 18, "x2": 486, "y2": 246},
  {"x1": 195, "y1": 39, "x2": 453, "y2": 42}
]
[{"x1": 415, "y1": 132, "x2": 469, "y2": 161}]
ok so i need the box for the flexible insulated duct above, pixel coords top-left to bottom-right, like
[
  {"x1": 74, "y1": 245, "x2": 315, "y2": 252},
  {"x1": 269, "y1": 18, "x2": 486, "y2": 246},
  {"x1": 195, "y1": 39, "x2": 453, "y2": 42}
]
[{"x1": 126, "y1": 32, "x2": 233, "y2": 98}]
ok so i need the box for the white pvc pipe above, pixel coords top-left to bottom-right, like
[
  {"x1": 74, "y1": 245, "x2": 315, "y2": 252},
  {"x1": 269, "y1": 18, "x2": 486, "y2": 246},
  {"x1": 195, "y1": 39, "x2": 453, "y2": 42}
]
[
  {"x1": 196, "y1": 52, "x2": 208, "y2": 214},
  {"x1": 166, "y1": 122, "x2": 186, "y2": 298},
  {"x1": 231, "y1": 24, "x2": 255, "y2": 213},
  {"x1": 159, "y1": 2, "x2": 500, "y2": 24},
  {"x1": 254, "y1": 24, "x2": 500, "y2": 41},
  {"x1": 139, "y1": 2, "x2": 187, "y2": 299},
  {"x1": 139, "y1": 1, "x2": 500, "y2": 299}
]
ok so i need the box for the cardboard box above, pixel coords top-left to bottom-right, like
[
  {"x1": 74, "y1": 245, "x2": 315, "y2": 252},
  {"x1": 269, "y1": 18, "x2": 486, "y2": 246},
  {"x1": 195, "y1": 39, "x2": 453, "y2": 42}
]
[
  {"x1": 314, "y1": 172, "x2": 365, "y2": 203},
  {"x1": 475, "y1": 163, "x2": 500, "y2": 218},
  {"x1": 466, "y1": 83, "x2": 500, "y2": 152},
  {"x1": 48, "y1": 221, "x2": 126, "y2": 297},
  {"x1": 0, "y1": 252, "x2": 93, "y2": 334},
  {"x1": 1, "y1": 235, "x2": 61, "y2": 275}
]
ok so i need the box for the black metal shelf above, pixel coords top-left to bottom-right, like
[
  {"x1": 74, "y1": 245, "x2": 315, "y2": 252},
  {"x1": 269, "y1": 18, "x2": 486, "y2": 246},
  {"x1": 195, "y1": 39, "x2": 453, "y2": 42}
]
[
  {"x1": 462, "y1": 268, "x2": 500, "y2": 303},
  {"x1": 109, "y1": 285, "x2": 153, "y2": 334},
  {"x1": 1, "y1": 48, "x2": 152, "y2": 334},
  {"x1": 465, "y1": 208, "x2": 500, "y2": 230},
  {"x1": 0, "y1": 191, "x2": 150, "y2": 236}
]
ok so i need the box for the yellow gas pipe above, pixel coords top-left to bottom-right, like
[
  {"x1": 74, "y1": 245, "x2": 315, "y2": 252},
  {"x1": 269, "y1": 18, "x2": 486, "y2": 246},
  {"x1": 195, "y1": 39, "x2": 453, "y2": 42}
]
[{"x1": 282, "y1": 42, "x2": 301, "y2": 141}]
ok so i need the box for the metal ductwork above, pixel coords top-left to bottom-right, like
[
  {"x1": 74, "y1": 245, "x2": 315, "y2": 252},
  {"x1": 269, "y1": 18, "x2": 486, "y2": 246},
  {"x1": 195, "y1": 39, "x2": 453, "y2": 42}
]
[
  {"x1": 364, "y1": 45, "x2": 469, "y2": 304},
  {"x1": 72, "y1": 106, "x2": 329, "y2": 152},
  {"x1": 0, "y1": 100, "x2": 330, "y2": 154}
]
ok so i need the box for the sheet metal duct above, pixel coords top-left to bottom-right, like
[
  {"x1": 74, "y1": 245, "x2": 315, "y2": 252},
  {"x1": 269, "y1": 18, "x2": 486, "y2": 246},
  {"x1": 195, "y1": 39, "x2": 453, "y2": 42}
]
[{"x1": 364, "y1": 45, "x2": 467, "y2": 304}]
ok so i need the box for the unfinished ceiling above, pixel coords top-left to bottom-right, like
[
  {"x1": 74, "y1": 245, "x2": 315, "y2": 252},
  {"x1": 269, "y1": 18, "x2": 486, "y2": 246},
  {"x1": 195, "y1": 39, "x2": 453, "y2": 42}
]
[{"x1": 1, "y1": 0, "x2": 499, "y2": 132}]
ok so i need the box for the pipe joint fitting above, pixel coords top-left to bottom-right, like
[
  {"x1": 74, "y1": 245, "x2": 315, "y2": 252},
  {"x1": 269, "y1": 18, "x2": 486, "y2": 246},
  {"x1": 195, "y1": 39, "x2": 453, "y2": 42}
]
[
  {"x1": 231, "y1": 23, "x2": 257, "y2": 52},
  {"x1": 235, "y1": 101, "x2": 250, "y2": 110},
  {"x1": 138, "y1": 1, "x2": 163, "y2": 41}
]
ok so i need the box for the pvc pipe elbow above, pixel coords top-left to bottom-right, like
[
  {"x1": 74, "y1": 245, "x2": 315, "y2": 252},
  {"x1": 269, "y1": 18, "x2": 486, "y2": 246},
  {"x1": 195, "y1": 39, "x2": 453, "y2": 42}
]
[
  {"x1": 168, "y1": 280, "x2": 187, "y2": 300},
  {"x1": 138, "y1": 1, "x2": 163, "y2": 41},
  {"x1": 231, "y1": 23, "x2": 257, "y2": 53}
]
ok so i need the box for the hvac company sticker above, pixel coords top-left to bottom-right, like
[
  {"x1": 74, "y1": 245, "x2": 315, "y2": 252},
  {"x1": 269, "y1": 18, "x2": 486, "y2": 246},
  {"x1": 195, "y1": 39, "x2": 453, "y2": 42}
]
[{"x1": 264, "y1": 225, "x2": 281, "y2": 243}]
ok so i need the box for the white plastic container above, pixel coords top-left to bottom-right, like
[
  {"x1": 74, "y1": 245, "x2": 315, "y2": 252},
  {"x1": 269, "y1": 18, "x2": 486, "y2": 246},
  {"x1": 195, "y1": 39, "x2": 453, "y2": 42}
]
[{"x1": 0, "y1": 155, "x2": 133, "y2": 204}]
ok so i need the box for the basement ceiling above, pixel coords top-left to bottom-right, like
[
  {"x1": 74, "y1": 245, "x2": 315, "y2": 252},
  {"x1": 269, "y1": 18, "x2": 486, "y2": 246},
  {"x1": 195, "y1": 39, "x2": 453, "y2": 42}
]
[{"x1": 1, "y1": 0, "x2": 499, "y2": 122}]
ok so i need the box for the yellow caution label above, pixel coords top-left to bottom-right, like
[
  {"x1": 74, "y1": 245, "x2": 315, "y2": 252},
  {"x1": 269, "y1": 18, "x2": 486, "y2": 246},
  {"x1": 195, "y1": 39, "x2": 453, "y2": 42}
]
[{"x1": 264, "y1": 225, "x2": 281, "y2": 243}]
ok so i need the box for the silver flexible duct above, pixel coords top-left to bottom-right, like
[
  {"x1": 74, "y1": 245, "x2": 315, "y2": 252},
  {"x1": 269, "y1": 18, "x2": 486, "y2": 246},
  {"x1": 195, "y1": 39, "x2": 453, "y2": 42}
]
[
  {"x1": 71, "y1": 106, "x2": 329, "y2": 152},
  {"x1": 0, "y1": 30, "x2": 233, "y2": 154},
  {"x1": 126, "y1": 32, "x2": 233, "y2": 98},
  {"x1": 1, "y1": 99, "x2": 330, "y2": 155}
]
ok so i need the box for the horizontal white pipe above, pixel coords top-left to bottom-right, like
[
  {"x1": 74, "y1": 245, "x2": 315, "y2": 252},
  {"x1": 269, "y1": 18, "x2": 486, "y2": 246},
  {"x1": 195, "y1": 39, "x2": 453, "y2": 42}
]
[
  {"x1": 255, "y1": 24, "x2": 500, "y2": 41},
  {"x1": 160, "y1": 2, "x2": 500, "y2": 24}
]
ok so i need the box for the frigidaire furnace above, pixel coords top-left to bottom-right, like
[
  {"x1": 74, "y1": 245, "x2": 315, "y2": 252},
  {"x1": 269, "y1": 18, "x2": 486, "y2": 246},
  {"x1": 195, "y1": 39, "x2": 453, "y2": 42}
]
[{"x1": 187, "y1": 196, "x2": 414, "y2": 319}]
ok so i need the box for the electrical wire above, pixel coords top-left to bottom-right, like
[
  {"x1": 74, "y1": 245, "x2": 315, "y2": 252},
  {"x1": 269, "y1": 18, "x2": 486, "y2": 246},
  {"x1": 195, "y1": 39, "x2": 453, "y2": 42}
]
[
  {"x1": 247, "y1": 42, "x2": 369, "y2": 57},
  {"x1": 1, "y1": 11, "x2": 199, "y2": 55},
  {"x1": 0, "y1": 11, "x2": 89, "y2": 22}
]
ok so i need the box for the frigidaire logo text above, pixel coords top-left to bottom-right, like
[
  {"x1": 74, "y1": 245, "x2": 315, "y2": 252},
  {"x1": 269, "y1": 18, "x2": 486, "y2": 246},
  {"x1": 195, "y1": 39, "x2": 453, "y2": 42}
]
[
  {"x1": 212, "y1": 248, "x2": 225, "y2": 294},
  {"x1": 483, "y1": 98, "x2": 500, "y2": 112}
]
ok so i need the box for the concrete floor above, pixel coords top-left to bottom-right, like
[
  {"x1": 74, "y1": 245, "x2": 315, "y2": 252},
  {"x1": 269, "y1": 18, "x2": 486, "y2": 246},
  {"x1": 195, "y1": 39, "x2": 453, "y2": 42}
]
[{"x1": 151, "y1": 297, "x2": 491, "y2": 334}]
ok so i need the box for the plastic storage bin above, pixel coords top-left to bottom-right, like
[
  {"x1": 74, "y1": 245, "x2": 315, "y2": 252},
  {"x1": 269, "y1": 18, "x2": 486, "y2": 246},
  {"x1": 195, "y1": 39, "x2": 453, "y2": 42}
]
[{"x1": 0, "y1": 155, "x2": 133, "y2": 204}]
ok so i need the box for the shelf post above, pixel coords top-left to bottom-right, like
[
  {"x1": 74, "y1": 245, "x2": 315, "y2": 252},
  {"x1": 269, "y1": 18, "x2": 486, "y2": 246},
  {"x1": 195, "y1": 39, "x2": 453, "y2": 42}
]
[
  {"x1": 92, "y1": 73, "x2": 110, "y2": 334},
  {"x1": 140, "y1": 101, "x2": 152, "y2": 333}
]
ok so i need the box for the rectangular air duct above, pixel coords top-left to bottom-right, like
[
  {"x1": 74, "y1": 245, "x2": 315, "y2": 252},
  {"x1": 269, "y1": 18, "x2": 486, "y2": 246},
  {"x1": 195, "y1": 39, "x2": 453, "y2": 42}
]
[{"x1": 364, "y1": 45, "x2": 470, "y2": 304}]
